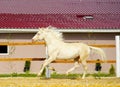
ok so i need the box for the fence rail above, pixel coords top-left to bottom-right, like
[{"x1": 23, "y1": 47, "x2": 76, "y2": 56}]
[
  {"x1": 0, "y1": 41, "x2": 115, "y2": 47},
  {"x1": 0, "y1": 58, "x2": 116, "y2": 63},
  {"x1": 0, "y1": 42, "x2": 45, "y2": 46},
  {"x1": 0, "y1": 42, "x2": 116, "y2": 63}
]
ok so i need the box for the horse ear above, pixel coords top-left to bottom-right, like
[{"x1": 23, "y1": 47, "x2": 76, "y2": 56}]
[
  {"x1": 47, "y1": 25, "x2": 52, "y2": 29},
  {"x1": 42, "y1": 27, "x2": 50, "y2": 32},
  {"x1": 38, "y1": 28, "x2": 44, "y2": 33}
]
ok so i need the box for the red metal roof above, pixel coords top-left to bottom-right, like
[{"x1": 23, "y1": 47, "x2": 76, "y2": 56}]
[
  {"x1": 0, "y1": 0, "x2": 120, "y2": 14},
  {"x1": 0, "y1": 14, "x2": 120, "y2": 29},
  {"x1": 0, "y1": 0, "x2": 120, "y2": 29}
]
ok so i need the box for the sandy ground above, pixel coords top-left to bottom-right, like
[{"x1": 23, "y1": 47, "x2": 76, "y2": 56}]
[{"x1": 0, "y1": 77, "x2": 120, "y2": 87}]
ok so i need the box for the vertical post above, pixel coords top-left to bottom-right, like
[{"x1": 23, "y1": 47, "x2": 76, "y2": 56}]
[
  {"x1": 45, "y1": 46, "x2": 50, "y2": 78},
  {"x1": 115, "y1": 36, "x2": 120, "y2": 77}
]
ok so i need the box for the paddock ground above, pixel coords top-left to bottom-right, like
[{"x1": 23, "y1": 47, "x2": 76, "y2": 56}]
[{"x1": 0, "y1": 77, "x2": 120, "y2": 87}]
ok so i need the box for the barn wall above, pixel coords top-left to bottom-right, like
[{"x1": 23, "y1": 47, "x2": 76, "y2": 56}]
[{"x1": 0, "y1": 33, "x2": 116, "y2": 74}]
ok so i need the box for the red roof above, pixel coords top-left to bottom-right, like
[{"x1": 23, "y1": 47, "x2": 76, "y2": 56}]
[
  {"x1": 0, "y1": 0, "x2": 120, "y2": 29},
  {"x1": 0, "y1": 14, "x2": 120, "y2": 29},
  {"x1": 0, "y1": 0, "x2": 120, "y2": 14}
]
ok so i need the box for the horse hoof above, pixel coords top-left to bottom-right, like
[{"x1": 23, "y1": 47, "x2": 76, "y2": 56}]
[
  {"x1": 37, "y1": 73, "x2": 41, "y2": 77},
  {"x1": 66, "y1": 72, "x2": 70, "y2": 75},
  {"x1": 82, "y1": 77, "x2": 85, "y2": 79}
]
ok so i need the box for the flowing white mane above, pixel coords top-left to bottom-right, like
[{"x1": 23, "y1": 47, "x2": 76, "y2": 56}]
[{"x1": 45, "y1": 26, "x2": 63, "y2": 41}]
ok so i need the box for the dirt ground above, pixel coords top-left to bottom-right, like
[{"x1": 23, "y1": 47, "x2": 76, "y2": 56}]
[{"x1": 0, "y1": 77, "x2": 120, "y2": 87}]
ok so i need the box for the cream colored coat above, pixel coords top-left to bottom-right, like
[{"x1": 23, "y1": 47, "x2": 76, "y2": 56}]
[{"x1": 32, "y1": 26, "x2": 106, "y2": 79}]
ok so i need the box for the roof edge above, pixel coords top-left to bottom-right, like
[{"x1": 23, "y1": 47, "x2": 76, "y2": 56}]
[
  {"x1": 60, "y1": 29, "x2": 120, "y2": 33},
  {"x1": 0, "y1": 29, "x2": 120, "y2": 33}
]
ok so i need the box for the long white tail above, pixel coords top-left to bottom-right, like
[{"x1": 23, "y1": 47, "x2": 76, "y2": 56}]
[{"x1": 89, "y1": 46, "x2": 106, "y2": 61}]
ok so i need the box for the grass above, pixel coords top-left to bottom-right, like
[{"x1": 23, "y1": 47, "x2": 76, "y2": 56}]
[
  {"x1": 51, "y1": 72, "x2": 115, "y2": 79},
  {"x1": 0, "y1": 73, "x2": 37, "y2": 77},
  {"x1": 0, "y1": 72, "x2": 115, "y2": 78},
  {"x1": 51, "y1": 73, "x2": 80, "y2": 79},
  {"x1": 92, "y1": 73, "x2": 116, "y2": 77}
]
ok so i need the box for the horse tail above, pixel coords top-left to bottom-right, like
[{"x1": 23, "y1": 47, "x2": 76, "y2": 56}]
[{"x1": 89, "y1": 46, "x2": 106, "y2": 61}]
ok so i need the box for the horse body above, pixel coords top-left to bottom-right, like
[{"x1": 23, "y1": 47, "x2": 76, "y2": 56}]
[
  {"x1": 53, "y1": 43, "x2": 89, "y2": 60},
  {"x1": 32, "y1": 26, "x2": 106, "y2": 79}
]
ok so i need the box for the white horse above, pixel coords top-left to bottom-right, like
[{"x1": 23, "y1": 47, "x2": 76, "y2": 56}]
[{"x1": 32, "y1": 26, "x2": 106, "y2": 79}]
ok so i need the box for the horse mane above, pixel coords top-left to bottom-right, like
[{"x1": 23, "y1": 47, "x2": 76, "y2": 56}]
[{"x1": 45, "y1": 26, "x2": 64, "y2": 41}]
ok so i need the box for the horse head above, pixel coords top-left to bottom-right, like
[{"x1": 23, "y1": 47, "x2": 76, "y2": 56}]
[
  {"x1": 32, "y1": 26, "x2": 63, "y2": 43},
  {"x1": 32, "y1": 28, "x2": 45, "y2": 42}
]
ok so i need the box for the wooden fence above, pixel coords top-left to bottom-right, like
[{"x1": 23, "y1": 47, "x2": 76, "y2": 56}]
[
  {"x1": 0, "y1": 41, "x2": 115, "y2": 47},
  {"x1": 0, "y1": 42, "x2": 45, "y2": 46},
  {"x1": 0, "y1": 41, "x2": 116, "y2": 63},
  {"x1": 0, "y1": 58, "x2": 116, "y2": 63}
]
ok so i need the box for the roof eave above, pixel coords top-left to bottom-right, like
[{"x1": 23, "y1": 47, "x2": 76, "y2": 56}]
[
  {"x1": 59, "y1": 29, "x2": 120, "y2": 33},
  {"x1": 0, "y1": 28, "x2": 120, "y2": 33}
]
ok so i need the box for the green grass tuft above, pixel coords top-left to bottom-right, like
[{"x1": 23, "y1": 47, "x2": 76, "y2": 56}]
[{"x1": 0, "y1": 72, "x2": 115, "y2": 78}]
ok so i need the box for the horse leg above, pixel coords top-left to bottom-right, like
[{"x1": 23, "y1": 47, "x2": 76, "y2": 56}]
[
  {"x1": 66, "y1": 61, "x2": 80, "y2": 75},
  {"x1": 38, "y1": 57, "x2": 55, "y2": 76},
  {"x1": 66, "y1": 57, "x2": 80, "y2": 74},
  {"x1": 81, "y1": 59, "x2": 88, "y2": 79}
]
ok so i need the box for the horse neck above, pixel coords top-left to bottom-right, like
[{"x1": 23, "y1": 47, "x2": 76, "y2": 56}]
[{"x1": 44, "y1": 35, "x2": 63, "y2": 46}]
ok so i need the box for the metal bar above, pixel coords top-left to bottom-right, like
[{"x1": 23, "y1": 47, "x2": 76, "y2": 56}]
[
  {"x1": 45, "y1": 46, "x2": 51, "y2": 78},
  {"x1": 115, "y1": 36, "x2": 120, "y2": 77},
  {"x1": 0, "y1": 29, "x2": 120, "y2": 33}
]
